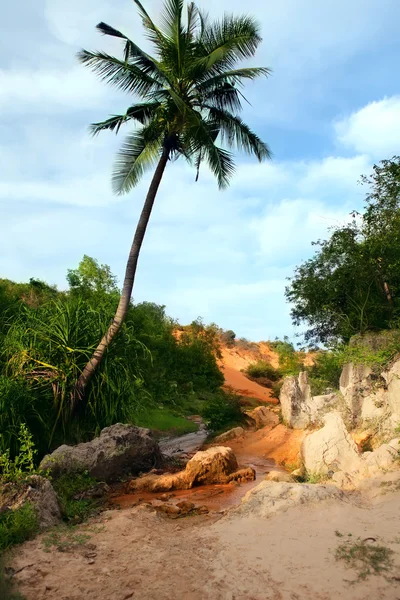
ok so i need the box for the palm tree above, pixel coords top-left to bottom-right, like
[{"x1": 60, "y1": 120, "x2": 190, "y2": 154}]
[{"x1": 74, "y1": 0, "x2": 271, "y2": 402}]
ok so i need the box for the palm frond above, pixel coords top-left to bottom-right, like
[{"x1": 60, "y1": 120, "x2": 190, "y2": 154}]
[
  {"x1": 192, "y1": 14, "x2": 263, "y2": 77},
  {"x1": 206, "y1": 107, "x2": 272, "y2": 161},
  {"x1": 132, "y1": 0, "x2": 168, "y2": 48},
  {"x1": 186, "y1": 2, "x2": 200, "y2": 38},
  {"x1": 96, "y1": 22, "x2": 168, "y2": 83},
  {"x1": 186, "y1": 120, "x2": 235, "y2": 188},
  {"x1": 112, "y1": 125, "x2": 164, "y2": 194},
  {"x1": 200, "y1": 82, "x2": 243, "y2": 112},
  {"x1": 199, "y1": 66, "x2": 271, "y2": 89},
  {"x1": 77, "y1": 50, "x2": 163, "y2": 97},
  {"x1": 89, "y1": 102, "x2": 161, "y2": 136}
]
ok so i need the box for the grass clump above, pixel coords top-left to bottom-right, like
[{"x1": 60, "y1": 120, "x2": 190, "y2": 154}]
[
  {"x1": 0, "y1": 502, "x2": 38, "y2": 551},
  {"x1": 52, "y1": 472, "x2": 101, "y2": 523},
  {"x1": 335, "y1": 537, "x2": 395, "y2": 581},
  {"x1": 41, "y1": 525, "x2": 91, "y2": 553},
  {"x1": 303, "y1": 472, "x2": 325, "y2": 484},
  {"x1": 134, "y1": 408, "x2": 198, "y2": 436}
]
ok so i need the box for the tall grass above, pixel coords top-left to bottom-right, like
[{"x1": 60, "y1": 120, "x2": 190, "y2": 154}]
[{"x1": 1, "y1": 297, "x2": 151, "y2": 454}]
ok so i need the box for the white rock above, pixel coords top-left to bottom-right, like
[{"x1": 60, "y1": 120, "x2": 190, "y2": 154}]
[
  {"x1": 280, "y1": 372, "x2": 337, "y2": 429},
  {"x1": 231, "y1": 480, "x2": 344, "y2": 518},
  {"x1": 301, "y1": 412, "x2": 363, "y2": 476}
]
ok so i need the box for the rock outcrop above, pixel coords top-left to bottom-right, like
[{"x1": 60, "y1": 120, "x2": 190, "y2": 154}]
[
  {"x1": 0, "y1": 475, "x2": 61, "y2": 528},
  {"x1": 280, "y1": 371, "x2": 337, "y2": 429},
  {"x1": 339, "y1": 332, "x2": 400, "y2": 429},
  {"x1": 247, "y1": 406, "x2": 279, "y2": 429},
  {"x1": 231, "y1": 480, "x2": 344, "y2": 519},
  {"x1": 214, "y1": 427, "x2": 245, "y2": 443},
  {"x1": 129, "y1": 446, "x2": 255, "y2": 492},
  {"x1": 40, "y1": 424, "x2": 162, "y2": 482},
  {"x1": 301, "y1": 412, "x2": 363, "y2": 476}
]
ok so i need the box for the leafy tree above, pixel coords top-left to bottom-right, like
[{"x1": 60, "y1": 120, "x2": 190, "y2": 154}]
[
  {"x1": 75, "y1": 0, "x2": 271, "y2": 402},
  {"x1": 286, "y1": 157, "x2": 400, "y2": 344},
  {"x1": 67, "y1": 255, "x2": 118, "y2": 297}
]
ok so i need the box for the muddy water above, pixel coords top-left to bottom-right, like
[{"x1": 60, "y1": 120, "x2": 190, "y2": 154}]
[
  {"x1": 111, "y1": 415, "x2": 291, "y2": 513},
  {"x1": 112, "y1": 445, "x2": 281, "y2": 513}
]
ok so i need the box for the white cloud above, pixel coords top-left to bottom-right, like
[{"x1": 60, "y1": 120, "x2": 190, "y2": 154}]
[
  {"x1": 0, "y1": 67, "x2": 112, "y2": 113},
  {"x1": 335, "y1": 96, "x2": 400, "y2": 157}
]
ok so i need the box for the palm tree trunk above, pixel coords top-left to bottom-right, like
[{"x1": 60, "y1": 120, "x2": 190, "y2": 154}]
[{"x1": 73, "y1": 147, "x2": 170, "y2": 406}]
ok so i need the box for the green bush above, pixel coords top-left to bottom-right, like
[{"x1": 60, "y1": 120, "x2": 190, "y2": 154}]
[
  {"x1": 271, "y1": 380, "x2": 283, "y2": 399},
  {"x1": 201, "y1": 391, "x2": 243, "y2": 432},
  {"x1": 245, "y1": 360, "x2": 281, "y2": 381},
  {"x1": 0, "y1": 378, "x2": 49, "y2": 459},
  {"x1": 0, "y1": 502, "x2": 38, "y2": 551},
  {"x1": 307, "y1": 351, "x2": 343, "y2": 395},
  {"x1": 0, "y1": 425, "x2": 38, "y2": 483},
  {"x1": 52, "y1": 472, "x2": 99, "y2": 523},
  {"x1": 270, "y1": 338, "x2": 303, "y2": 376}
]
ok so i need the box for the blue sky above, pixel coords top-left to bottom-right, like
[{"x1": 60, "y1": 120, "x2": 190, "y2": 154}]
[{"x1": 1, "y1": 0, "x2": 400, "y2": 342}]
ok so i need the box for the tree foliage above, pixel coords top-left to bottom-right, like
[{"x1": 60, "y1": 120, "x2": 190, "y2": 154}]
[
  {"x1": 286, "y1": 157, "x2": 400, "y2": 344},
  {"x1": 78, "y1": 0, "x2": 271, "y2": 193}
]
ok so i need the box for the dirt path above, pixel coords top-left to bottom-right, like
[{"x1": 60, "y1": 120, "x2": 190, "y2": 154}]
[{"x1": 10, "y1": 484, "x2": 400, "y2": 600}]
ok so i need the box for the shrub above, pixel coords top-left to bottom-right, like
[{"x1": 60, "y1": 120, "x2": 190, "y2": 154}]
[
  {"x1": 270, "y1": 338, "x2": 303, "y2": 376},
  {"x1": 0, "y1": 377, "x2": 49, "y2": 459},
  {"x1": 201, "y1": 391, "x2": 243, "y2": 432},
  {"x1": 221, "y1": 330, "x2": 236, "y2": 347},
  {"x1": 0, "y1": 424, "x2": 37, "y2": 483},
  {"x1": 271, "y1": 380, "x2": 283, "y2": 399},
  {"x1": 246, "y1": 360, "x2": 281, "y2": 381},
  {"x1": 0, "y1": 502, "x2": 38, "y2": 551},
  {"x1": 52, "y1": 472, "x2": 100, "y2": 523},
  {"x1": 307, "y1": 351, "x2": 342, "y2": 395}
]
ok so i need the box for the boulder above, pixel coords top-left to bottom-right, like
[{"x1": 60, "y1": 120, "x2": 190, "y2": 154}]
[
  {"x1": 214, "y1": 427, "x2": 245, "y2": 443},
  {"x1": 40, "y1": 424, "x2": 162, "y2": 482},
  {"x1": 0, "y1": 475, "x2": 61, "y2": 528},
  {"x1": 247, "y1": 406, "x2": 279, "y2": 429},
  {"x1": 129, "y1": 446, "x2": 253, "y2": 492},
  {"x1": 280, "y1": 371, "x2": 337, "y2": 429},
  {"x1": 184, "y1": 446, "x2": 238, "y2": 486},
  {"x1": 363, "y1": 438, "x2": 400, "y2": 473},
  {"x1": 301, "y1": 412, "x2": 363, "y2": 476},
  {"x1": 231, "y1": 480, "x2": 344, "y2": 519}
]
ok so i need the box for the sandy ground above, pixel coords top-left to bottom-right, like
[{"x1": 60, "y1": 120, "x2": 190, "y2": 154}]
[
  {"x1": 226, "y1": 423, "x2": 306, "y2": 467},
  {"x1": 10, "y1": 483, "x2": 400, "y2": 600}
]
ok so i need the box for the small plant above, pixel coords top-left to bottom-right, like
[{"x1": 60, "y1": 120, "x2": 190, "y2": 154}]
[
  {"x1": 52, "y1": 472, "x2": 102, "y2": 523},
  {"x1": 0, "y1": 424, "x2": 37, "y2": 483},
  {"x1": 304, "y1": 471, "x2": 325, "y2": 484},
  {"x1": 42, "y1": 525, "x2": 91, "y2": 553},
  {"x1": 0, "y1": 502, "x2": 39, "y2": 551},
  {"x1": 335, "y1": 537, "x2": 394, "y2": 581}
]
